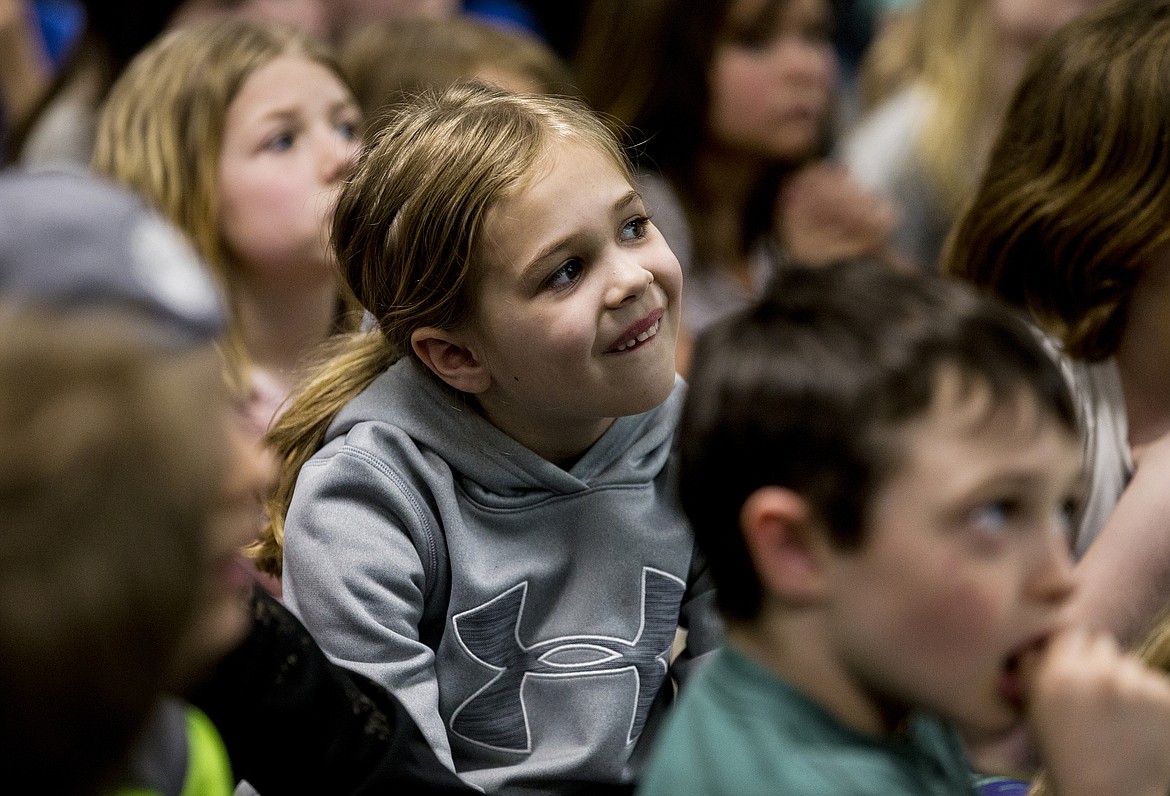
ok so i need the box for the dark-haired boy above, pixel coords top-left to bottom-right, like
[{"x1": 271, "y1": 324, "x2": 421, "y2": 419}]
[{"x1": 639, "y1": 261, "x2": 1170, "y2": 796}]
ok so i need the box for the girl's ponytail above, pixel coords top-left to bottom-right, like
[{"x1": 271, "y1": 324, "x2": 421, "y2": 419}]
[{"x1": 248, "y1": 330, "x2": 397, "y2": 576}]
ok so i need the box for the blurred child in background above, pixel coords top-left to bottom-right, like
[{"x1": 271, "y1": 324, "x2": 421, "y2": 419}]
[{"x1": 92, "y1": 19, "x2": 363, "y2": 434}]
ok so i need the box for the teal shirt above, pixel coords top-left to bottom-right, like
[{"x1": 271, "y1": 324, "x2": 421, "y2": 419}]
[{"x1": 638, "y1": 646, "x2": 977, "y2": 795}]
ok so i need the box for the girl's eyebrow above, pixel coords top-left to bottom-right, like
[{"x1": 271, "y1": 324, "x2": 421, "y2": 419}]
[
  {"x1": 519, "y1": 190, "x2": 643, "y2": 277},
  {"x1": 252, "y1": 97, "x2": 359, "y2": 125}
]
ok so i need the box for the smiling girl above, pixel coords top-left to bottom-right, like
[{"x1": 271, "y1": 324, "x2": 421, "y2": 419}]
[
  {"x1": 92, "y1": 20, "x2": 364, "y2": 432},
  {"x1": 252, "y1": 82, "x2": 722, "y2": 793}
]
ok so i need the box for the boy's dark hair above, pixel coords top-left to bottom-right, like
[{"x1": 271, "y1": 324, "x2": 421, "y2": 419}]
[{"x1": 678, "y1": 260, "x2": 1076, "y2": 620}]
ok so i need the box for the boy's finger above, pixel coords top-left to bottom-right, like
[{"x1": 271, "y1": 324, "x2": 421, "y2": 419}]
[{"x1": 1016, "y1": 627, "x2": 1098, "y2": 693}]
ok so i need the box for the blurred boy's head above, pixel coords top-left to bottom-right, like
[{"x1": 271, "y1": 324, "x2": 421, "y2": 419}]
[
  {"x1": 0, "y1": 312, "x2": 226, "y2": 792},
  {"x1": 679, "y1": 260, "x2": 1083, "y2": 737},
  {"x1": 0, "y1": 168, "x2": 269, "y2": 792}
]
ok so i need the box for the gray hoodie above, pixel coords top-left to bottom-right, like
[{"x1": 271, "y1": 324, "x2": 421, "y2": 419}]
[{"x1": 283, "y1": 357, "x2": 721, "y2": 794}]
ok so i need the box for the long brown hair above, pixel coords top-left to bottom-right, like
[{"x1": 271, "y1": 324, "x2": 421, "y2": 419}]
[
  {"x1": 945, "y1": 0, "x2": 1170, "y2": 361},
  {"x1": 574, "y1": 0, "x2": 831, "y2": 269}
]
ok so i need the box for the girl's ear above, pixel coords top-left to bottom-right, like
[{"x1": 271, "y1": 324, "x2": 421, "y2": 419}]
[
  {"x1": 740, "y1": 487, "x2": 831, "y2": 604},
  {"x1": 411, "y1": 328, "x2": 491, "y2": 394}
]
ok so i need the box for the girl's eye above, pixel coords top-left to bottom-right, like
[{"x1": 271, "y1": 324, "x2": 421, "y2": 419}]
[
  {"x1": 265, "y1": 131, "x2": 295, "y2": 152},
  {"x1": 621, "y1": 216, "x2": 651, "y2": 242},
  {"x1": 337, "y1": 118, "x2": 359, "y2": 141},
  {"x1": 545, "y1": 258, "x2": 585, "y2": 291}
]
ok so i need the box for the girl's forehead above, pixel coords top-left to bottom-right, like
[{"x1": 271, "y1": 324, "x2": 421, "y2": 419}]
[{"x1": 516, "y1": 134, "x2": 632, "y2": 191}]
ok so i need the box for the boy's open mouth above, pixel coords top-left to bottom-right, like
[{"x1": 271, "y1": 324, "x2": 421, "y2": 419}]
[
  {"x1": 999, "y1": 636, "x2": 1049, "y2": 709},
  {"x1": 999, "y1": 653, "x2": 1026, "y2": 709}
]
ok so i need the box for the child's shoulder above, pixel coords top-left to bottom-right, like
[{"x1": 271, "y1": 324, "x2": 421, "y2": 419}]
[{"x1": 638, "y1": 647, "x2": 976, "y2": 796}]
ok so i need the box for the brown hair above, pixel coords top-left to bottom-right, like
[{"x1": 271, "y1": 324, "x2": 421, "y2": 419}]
[
  {"x1": 679, "y1": 260, "x2": 1075, "y2": 620},
  {"x1": 340, "y1": 14, "x2": 573, "y2": 136},
  {"x1": 574, "y1": 0, "x2": 833, "y2": 270},
  {"x1": 945, "y1": 0, "x2": 1170, "y2": 361}
]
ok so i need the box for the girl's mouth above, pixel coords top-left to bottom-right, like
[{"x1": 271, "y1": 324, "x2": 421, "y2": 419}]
[
  {"x1": 611, "y1": 321, "x2": 659, "y2": 352},
  {"x1": 607, "y1": 308, "x2": 665, "y2": 353}
]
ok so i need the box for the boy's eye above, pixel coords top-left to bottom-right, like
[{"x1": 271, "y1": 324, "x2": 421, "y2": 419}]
[
  {"x1": 621, "y1": 216, "x2": 651, "y2": 242},
  {"x1": 545, "y1": 258, "x2": 585, "y2": 291},
  {"x1": 968, "y1": 499, "x2": 1016, "y2": 536},
  {"x1": 1057, "y1": 497, "x2": 1080, "y2": 535}
]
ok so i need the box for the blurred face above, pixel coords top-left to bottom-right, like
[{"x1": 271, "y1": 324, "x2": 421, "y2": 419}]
[
  {"x1": 991, "y1": 0, "x2": 1103, "y2": 51},
  {"x1": 826, "y1": 375, "x2": 1082, "y2": 738},
  {"x1": 466, "y1": 139, "x2": 683, "y2": 464},
  {"x1": 988, "y1": 0, "x2": 1106, "y2": 102},
  {"x1": 217, "y1": 54, "x2": 361, "y2": 290},
  {"x1": 174, "y1": 404, "x2": 276, "y2": 684},
  {"x1": 708, "y1": 0, "x2": 837, "y2": 161}
]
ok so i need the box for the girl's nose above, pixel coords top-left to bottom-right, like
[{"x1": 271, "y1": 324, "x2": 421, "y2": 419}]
[
  {"x1": 321, "y1": 127, "x2": 359, "y2": 183},
  {"x1": 777, "y1": 37, "x2": 837, "y2": 87},
  {"x1": 604, "y1": 253, "x2": 654, "y2": 308}
]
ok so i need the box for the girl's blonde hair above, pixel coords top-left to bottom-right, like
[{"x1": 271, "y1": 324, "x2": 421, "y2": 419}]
[
  {"x1": 858, "y1": 0, "x2": 993, "y2": 217},
  {"x1": 91, "y1": 19, "x2": 359, "y2": 369},
  {"x1": 251, "y1": 82, "x2": 632, "y2": 575},
  {"x1": 914, "y1": 0, "x2": 994, "y2": 216}
]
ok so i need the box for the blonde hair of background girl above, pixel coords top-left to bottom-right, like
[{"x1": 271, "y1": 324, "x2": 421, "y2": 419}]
[
  {"x1": 858, "y1": 0, "x2": 994, "y2": 217},
  {"x1": 252, "y1": 81, "x2": 636, "y2": 576},
  {"x1": 91, "y1": 19, "x2": 363, "y2": 393}
]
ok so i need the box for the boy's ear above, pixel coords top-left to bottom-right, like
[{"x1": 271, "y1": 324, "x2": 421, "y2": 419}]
[
  {"x1": 410, "y1": 327, "x2": 490, "y2": 394},
  {"x1": 740, "y1": 486, "x2": 831, "y2": 604}
]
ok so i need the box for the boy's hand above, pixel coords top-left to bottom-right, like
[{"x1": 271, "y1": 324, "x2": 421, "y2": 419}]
[{"x1": 1022, "y1": 627, "x2": 1170, "y2": 796}]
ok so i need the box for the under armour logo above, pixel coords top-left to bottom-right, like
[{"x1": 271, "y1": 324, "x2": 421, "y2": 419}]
[{"x1": 450, "y1": 567, "x2": 685, "y2": 753}]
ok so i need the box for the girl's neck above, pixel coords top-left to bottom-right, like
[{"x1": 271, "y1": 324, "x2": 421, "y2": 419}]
[
  {"x1": 234, "y1": 273, "x2": 338, "y2": 386},
  {"x1": 1115, "y1": 257, "x2": 1170, "y2": 448},
  {"x1": 474, "y1": 395, "x2": 615, "y2": 470},
  {"x1": 1116, "y1": 340, "x2": 1170, "y2": 452}
]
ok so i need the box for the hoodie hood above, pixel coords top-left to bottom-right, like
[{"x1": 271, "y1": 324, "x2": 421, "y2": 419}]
[{"x1": 326, "y1": 356, "x2": 685, "y2": 502}]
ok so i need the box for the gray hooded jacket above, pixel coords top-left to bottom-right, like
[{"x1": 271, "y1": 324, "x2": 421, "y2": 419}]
[{"x1": 283, "y1": 357, "x2": 721, "y2": 794}]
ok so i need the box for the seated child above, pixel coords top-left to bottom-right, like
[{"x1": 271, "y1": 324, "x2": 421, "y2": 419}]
[
  {"x1": 0, "y1": 165, "x2": 239, "y2": 795},
  {"x1": 0, "y1": 167, "x2": 475, "y2": 795},
  {"x1": 638, "y1": 260, "x2": 1170, "y2": 795},
  {"x1": 0, "y1": 309, "x2": 241, "y2": 796}
]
